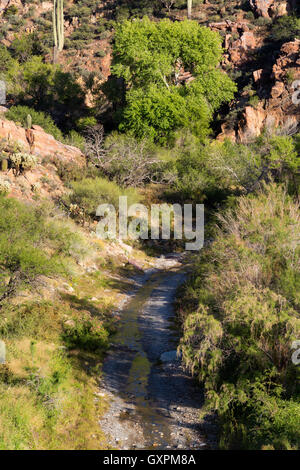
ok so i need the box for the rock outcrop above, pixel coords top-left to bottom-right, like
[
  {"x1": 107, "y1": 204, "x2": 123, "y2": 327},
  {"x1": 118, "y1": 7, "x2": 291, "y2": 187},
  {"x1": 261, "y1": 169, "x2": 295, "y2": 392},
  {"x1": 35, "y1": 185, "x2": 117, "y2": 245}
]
[
  {"x1": 0, "y1": 0, "x2": 10, "y2": 13},
  {"x1": 0, "y1": 117, "x2": 85, "y2": 202},
  {"x1": 238, "y1": 39, "x2": 300, "y2": 142},
  {"x1": 249, "y1": 0, "x2": 290, "y2": 18},
  {"x1": 218, "y1": 39, "x2": 300, "y2": 142},
  {"x1": 0, "y1": 118, "x2": 84, "y2": 165},
  {"x1": 209, "y1": 20, "x2": 261, "y2": 67}
]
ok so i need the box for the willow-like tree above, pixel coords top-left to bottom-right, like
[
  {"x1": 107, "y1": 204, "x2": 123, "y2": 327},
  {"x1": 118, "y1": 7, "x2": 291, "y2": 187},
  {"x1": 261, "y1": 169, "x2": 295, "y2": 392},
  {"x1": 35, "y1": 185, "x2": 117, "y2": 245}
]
[{"x1": 112, "y1": 18, "x2": 236, "y2": 143}]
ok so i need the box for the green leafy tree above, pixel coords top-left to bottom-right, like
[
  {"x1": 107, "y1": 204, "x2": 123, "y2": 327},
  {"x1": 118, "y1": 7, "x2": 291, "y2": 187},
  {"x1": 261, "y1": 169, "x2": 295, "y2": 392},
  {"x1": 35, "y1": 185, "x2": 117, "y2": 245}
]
[
  {"x1": 0, "y1": 197, "x2": 61, "y2": 306},
  {"x1": 4, "y1": 56, "x2": 87, "y2": 131},
  {"x1": 111, "y1": 18, "x2": 236, "y2": 143},
  {"x1": 10, "y1": 33, "x2": 46, "y2": 63},
  {"x1": 0, "y1": 46, "x2": 16, "y2": 76}
]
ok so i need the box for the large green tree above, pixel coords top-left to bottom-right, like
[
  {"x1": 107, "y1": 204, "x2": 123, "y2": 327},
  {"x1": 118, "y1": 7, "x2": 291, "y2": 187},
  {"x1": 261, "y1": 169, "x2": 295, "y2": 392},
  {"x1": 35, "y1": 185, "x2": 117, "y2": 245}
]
[{"x1": 112, "y1": 18, "x2": 236, "y2": 143}]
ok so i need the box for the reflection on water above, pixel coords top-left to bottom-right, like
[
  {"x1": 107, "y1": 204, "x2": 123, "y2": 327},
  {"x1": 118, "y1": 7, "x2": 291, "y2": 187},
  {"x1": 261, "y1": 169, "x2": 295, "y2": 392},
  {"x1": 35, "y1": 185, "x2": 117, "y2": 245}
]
[{"x1": 109, "y1": 271, "x2": 175, "y2": 448}]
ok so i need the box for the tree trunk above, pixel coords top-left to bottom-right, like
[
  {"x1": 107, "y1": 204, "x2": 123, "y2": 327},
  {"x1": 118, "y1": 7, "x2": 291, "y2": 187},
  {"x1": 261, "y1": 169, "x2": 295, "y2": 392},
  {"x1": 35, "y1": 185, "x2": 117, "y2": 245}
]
[{"x1": 187, "y1": 0, "x2": 192, "y2": 19}]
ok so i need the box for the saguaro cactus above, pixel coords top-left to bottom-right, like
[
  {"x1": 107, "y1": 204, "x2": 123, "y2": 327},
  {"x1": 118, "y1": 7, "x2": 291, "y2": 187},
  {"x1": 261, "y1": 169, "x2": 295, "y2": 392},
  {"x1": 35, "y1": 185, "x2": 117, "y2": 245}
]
[
  {"x1": 187, "y1": 0, "x2": 192, "y2": 19},
  {"x1": 53, "y1": 0, "x2": 64, "y2": 62},
  {"x1": 26, "y1": 114, "x2": 32, "y2": 130}
]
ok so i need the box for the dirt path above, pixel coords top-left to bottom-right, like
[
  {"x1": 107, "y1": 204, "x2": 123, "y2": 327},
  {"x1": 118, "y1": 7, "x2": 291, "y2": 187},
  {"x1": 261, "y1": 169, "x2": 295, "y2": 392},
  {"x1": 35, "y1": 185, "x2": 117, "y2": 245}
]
[{"x1": 99, "y1": 258, "x2": 217, "y2": 450}]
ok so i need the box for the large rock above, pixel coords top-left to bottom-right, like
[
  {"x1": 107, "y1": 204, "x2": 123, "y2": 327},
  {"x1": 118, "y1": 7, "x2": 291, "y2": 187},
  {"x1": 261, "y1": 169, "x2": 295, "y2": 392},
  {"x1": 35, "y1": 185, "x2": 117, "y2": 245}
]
[
  {"x1": 224, "y1": 39, "x2": 300, "y2": 143},
  {"x1": 250, "y1": 0, "x2": 273, "y2": 18},
  {"x1": 249, "y1": 0, "x2": 290, "y2": 18},
  {"x1": 237, "y1": 106, "x2": 266, "y2": 142},
  {"x1": 0, "y1": 118, "x2": 84, "y2": 165},
  {"x1": 240, "y1": 31, "x2": 257, "y2": 50},
  {"x1": 0, "y1": 0, "x2": 10, "y2": 12},
  {"x1": 0, "y1": 118, "x2": 86, "y2": 202}
]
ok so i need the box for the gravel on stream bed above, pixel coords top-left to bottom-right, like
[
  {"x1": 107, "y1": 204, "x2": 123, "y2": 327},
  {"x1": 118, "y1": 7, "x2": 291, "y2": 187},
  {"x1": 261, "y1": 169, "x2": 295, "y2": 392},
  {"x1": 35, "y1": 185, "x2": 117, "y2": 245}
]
[{"x1": 98, "y1": 256, "x2": 218, "y2": 450}]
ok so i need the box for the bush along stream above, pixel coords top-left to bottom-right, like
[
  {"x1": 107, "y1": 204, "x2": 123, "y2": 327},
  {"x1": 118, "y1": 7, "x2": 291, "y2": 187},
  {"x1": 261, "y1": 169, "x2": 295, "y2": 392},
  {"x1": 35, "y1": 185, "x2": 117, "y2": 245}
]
[{"x1": 99, "y1": 255, "x2": 218, "y2": 450}]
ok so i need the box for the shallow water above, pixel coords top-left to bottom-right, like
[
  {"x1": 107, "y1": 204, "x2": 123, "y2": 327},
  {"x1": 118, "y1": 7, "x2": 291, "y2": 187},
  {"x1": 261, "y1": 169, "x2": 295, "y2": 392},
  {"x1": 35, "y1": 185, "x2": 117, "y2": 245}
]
[{"x1": 100, "y1": 267, "x2": 213, "y2": 450}]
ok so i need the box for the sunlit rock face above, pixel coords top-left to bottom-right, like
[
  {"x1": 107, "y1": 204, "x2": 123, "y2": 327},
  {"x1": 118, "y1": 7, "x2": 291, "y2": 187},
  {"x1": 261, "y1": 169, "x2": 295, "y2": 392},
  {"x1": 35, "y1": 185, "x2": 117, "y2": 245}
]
[
  {"x1": 249, "y1": 0, "x2": 290, "y2": 18},
  {"x1": 0, "y1": 0, "x2": 10, "y2": 13}
]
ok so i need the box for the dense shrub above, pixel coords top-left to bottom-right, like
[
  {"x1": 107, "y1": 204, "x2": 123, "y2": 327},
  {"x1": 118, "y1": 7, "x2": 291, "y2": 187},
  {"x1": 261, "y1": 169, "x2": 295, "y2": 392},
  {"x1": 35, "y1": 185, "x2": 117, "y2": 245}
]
[
  {"x1": 9, "y1": 152, "x2": 37, "y2": 175},
  {"x1": 173, "y1": 138, "x2": 261, "y2": 202},
  {"x1": 0, "y1": 197, "x2": 93, "y2": 305},
  {"x1": 170, "y1": 133, "x2": 299, "y2": 204},
  {"x1": 10, "y1": 33, "x2": 47, "y2": 62},
  {"x1": 178, "y1": 184, "x2": 300, "y2": 449},
  {"x1": 0, "y1": 45, "x2": 16, "y2": 75},
  {"x1": 65, "y1": 177, "x2": 141, "y2": 218},
  {"x1": 114, "y1": 0, "x2": 158, "y2": 20},
  {"x1": 270, "y1": 15, "x2": 300, "y2": 43},
  {"x1": 62, "y1": 314, "x2": 109, "y2": 352}
]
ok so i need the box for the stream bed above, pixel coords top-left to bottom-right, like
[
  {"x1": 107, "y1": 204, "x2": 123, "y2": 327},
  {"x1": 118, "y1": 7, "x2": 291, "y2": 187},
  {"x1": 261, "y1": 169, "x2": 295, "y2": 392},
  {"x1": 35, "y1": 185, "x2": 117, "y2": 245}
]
[{"x1": 99, "y1": 261, "x2": 217, "y2": 450}]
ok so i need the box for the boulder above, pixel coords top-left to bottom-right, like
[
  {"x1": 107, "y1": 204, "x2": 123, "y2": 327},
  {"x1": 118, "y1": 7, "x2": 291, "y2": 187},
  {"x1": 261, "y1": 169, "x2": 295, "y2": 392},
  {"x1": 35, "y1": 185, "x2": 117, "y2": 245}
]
[
  {"x1": 250, "y1": 0, "x2": 290, "y2": 18},
  {"x1": 250, "y1": 0, "x2": 273, "y2": 17},
  {"x1": 271, "y1": 81, "x2": 285, "y2": 99},
  {"x1": 240, "y1": 31, "x2": 257, "y2": 50},
  {"x1": 0, "y1": 106, "x2": 8, "y2": 114},
  {"x1": 237, "y1": 106, "x2": 266, "y2": 142},
  {"x1": 0, "y1": 118, "x2": 85, "y2": 165},
  {"x1": 253, "y1": 69, "x2": 263, "y2": 82}
]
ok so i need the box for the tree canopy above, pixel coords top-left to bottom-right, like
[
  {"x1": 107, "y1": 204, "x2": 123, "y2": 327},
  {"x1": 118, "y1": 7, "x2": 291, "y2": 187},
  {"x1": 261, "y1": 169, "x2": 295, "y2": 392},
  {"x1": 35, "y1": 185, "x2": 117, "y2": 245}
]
[{"x1": 112, "y1": 18, "x2": 236, "y2": 143}]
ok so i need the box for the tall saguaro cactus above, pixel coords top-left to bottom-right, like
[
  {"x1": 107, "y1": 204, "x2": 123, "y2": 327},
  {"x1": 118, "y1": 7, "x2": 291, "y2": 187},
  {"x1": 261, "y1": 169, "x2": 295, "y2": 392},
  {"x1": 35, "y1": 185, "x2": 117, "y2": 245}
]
[
  {"x1": 187, "y1": 0, "x2": 193, "y2": 19},
  {"x1": 53, "y1": 0, "x2": 64, "y2": 63}
]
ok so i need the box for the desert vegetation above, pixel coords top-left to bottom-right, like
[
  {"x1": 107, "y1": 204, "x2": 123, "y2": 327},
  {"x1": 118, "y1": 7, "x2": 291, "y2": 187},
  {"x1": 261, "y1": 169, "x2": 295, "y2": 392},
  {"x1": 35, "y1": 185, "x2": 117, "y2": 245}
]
[
  {"x1": 178, "y1": 183, "x2": 300, "y2": 449},
  {"x1": 0, "y1": 0, "x2": 299, "y2": 451}
]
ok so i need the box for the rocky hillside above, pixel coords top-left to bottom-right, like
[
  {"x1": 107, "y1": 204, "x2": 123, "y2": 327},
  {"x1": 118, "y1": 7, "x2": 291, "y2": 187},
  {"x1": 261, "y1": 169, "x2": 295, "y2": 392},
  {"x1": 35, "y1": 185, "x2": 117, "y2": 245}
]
[
  {"x1": 0, "y1": 1, "x2": 299, "y2": 141},
  {"x1": 0, "y1": 0, "x2": 298, "y2": 204},
  {"x1": 219, "y1": 38, "x2": 300, "y2": 141}
]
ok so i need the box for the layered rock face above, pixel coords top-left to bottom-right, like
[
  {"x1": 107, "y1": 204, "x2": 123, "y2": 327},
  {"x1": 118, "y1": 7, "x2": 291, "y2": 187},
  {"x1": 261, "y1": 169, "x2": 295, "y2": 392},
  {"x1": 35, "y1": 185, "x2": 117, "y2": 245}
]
[
  {"x1": 210, "y1": 20, "x2": 262, "y2": 68},
  {"x1": 238, "y1": 39, "x2": 300, "y2": 141},
  {"x1": 250, "y1": 0, "x2": 290, "y2": 18}
]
